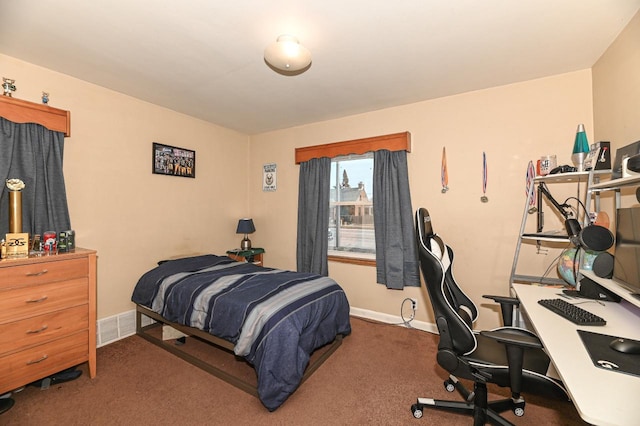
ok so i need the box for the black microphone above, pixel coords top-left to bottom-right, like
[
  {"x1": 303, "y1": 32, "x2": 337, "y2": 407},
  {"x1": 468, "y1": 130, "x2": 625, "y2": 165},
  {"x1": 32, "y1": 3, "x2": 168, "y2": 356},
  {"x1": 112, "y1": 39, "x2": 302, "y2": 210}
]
[
  {"x1": 564, "y1": 218, "x2": 582, "y2": 246},
  {"x1": 564, "y1": 218, "x2": 614, "y2": 252}
]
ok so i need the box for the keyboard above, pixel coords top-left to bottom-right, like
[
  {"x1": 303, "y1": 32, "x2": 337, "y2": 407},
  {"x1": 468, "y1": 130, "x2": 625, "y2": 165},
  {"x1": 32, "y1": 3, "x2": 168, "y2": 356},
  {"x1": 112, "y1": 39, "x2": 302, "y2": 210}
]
[{"x1": 537, "y1": 298, "x2": 606, "y2": 326}]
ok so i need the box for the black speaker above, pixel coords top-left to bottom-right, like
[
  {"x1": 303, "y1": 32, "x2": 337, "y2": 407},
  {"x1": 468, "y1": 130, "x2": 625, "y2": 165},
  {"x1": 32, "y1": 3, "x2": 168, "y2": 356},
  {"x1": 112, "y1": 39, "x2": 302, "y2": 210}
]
[
  {"x1": 627, "y1": 153, "x2": 640, "y2": 173},
  {"x1": 577, "y1": 277, "x2": 621, "y2": 302},
  {"x1": 592, "y1": 252, "x2": 614, "y2": 278}
]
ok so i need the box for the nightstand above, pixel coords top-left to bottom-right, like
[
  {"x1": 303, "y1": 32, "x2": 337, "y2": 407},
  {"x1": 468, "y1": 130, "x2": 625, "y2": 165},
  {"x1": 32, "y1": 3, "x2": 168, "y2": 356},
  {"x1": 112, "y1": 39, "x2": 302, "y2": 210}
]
[{"x1": 226, "y1": 248, "x2": 265, "y2": 266}]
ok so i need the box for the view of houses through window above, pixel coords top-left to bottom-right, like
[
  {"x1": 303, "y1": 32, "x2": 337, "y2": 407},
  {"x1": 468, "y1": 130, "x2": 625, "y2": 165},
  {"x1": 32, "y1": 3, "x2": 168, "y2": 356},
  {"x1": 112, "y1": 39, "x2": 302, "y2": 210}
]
[{"x1": 329, "y1": 153, "x2": 375, "y2": 259}]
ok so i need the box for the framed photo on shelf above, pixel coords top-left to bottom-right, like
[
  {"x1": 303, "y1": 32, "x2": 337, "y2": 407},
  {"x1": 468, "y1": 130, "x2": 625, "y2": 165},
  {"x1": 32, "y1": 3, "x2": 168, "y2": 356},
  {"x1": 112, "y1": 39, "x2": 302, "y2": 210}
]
[{"x1": 152, "y1": 142, "x2": 196, "y2": 178}]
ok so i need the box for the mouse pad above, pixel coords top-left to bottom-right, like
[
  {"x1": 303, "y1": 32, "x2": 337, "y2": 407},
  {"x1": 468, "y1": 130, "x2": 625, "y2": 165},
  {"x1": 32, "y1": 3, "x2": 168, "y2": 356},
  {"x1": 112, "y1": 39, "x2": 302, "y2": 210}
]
[{"x1": 577, "y1": 330, "x2": 640, "y2": 377}]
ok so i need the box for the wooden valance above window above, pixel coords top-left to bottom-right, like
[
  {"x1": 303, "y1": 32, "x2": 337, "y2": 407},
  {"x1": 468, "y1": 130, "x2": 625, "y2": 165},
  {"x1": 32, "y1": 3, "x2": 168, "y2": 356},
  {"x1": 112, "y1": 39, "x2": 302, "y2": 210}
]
[
  {"x1": 0, "y1": 96, "x2": 71, "y2": 137},
  {"x1": 295, "y1": 131, "x2": 411, "y2": 164}
]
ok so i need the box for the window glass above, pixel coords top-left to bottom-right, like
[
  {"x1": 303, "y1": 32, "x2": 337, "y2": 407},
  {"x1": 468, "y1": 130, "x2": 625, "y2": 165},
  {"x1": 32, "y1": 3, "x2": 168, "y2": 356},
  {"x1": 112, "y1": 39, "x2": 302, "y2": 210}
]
[{"x1": 329, "y1": 153, "x2": 375, "y2": 259}]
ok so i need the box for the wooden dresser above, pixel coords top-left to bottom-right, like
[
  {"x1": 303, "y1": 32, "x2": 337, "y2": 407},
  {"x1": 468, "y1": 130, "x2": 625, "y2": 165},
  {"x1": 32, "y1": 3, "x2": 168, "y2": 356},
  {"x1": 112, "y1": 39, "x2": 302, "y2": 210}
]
[{"x1": 0, "y1": 248, "x2": 96, "y2": 394}]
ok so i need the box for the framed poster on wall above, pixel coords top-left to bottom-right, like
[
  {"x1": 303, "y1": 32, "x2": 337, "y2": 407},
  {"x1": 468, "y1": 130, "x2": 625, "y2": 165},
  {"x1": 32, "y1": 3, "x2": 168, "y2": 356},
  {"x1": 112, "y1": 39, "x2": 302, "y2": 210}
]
[{"x1": 152, "y1": 142, "x2": 196, "y2": 178}]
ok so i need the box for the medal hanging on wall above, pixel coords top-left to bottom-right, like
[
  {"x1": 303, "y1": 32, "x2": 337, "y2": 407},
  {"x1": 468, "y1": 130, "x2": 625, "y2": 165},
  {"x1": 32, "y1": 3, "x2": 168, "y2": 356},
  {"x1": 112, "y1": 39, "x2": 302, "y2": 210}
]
[
  {"x1": 481, "y1": 151, "x2": 489, "y2": 203},
  {"x1": 441, "y1": 147, "x2": 449, "y2": 193}
]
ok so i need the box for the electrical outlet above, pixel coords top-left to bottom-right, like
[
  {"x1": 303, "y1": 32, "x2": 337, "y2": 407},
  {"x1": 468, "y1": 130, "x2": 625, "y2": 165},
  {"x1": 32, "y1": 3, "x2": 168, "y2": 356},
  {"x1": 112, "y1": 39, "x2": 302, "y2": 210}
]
[{"x1": 410, "y1": 298, "x2": 418, "y2": 311}]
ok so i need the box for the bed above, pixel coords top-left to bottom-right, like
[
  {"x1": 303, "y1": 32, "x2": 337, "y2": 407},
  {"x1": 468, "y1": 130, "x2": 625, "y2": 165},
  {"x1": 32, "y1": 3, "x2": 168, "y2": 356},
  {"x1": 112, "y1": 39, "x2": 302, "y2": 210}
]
[{"x1": 131, "y1": 254, "x2": 351, "y2": 411}]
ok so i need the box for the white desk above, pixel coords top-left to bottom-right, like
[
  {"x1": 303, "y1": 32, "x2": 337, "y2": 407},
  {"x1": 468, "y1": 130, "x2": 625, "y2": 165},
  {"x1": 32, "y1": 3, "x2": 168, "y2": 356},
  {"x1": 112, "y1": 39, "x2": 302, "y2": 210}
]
[{"x1": 513, "y1": 284, "x2": 640, "y2": 426}]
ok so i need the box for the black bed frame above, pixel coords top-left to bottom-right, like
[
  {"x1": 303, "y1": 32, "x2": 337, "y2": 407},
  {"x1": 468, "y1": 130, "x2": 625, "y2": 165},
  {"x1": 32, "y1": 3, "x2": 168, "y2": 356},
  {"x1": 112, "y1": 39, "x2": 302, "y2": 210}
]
[{"x1": 135, "y1": 305, "x2": 343, "y2": 398}]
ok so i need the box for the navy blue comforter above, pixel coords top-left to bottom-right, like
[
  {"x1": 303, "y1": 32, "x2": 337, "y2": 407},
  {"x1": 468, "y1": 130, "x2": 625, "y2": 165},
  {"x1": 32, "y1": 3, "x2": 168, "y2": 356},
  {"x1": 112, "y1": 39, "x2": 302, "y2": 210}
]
[{"x1": 131, "y1": 255, "x2": 351, "y2": 410}]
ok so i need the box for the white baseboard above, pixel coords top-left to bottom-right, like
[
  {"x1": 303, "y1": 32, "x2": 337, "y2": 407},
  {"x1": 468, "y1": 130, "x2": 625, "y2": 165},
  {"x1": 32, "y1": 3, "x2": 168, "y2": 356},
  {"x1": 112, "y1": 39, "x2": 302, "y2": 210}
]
[
  {"x1": 96, "y1": 307, "x2": 437, "y2": 348},
  {"x1": 349, "y1": 307, "x2": 438, "y2": 334}
]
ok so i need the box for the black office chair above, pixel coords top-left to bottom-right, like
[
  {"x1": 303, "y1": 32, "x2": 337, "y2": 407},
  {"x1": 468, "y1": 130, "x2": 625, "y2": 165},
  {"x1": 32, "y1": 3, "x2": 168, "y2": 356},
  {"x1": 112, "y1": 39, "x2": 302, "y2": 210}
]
[{"x1": 411, "y1": 208, "x2": 567, "y2": 425}]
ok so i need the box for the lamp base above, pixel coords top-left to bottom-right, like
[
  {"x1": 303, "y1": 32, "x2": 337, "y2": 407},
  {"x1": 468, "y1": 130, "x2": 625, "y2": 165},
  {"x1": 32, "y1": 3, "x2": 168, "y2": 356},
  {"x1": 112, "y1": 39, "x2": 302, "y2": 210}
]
[
  {"x1": 571, "y1": 152, "x2": 587, "y2": 172},
  {"x1": 241, "y1": 237, "x2": 252, "y2": 250}
]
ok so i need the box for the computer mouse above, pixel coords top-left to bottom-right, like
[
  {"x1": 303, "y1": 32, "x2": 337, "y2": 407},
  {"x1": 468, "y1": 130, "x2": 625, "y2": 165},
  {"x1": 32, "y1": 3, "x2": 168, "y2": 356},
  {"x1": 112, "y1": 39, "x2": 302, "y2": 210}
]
[{"x1": 609, "y1": 338, "x2": 640, "y2": 354}]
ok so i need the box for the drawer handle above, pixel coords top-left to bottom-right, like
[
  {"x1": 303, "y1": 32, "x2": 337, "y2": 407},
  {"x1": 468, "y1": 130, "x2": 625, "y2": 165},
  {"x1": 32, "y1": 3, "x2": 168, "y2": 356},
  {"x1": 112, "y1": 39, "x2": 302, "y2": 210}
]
[
  {"x1": 25, "y1": 269, "x2": 49, "y2": 277},
  {"x1": 26, "y1": 325, "x2": 49, "y2": 334},
  {"x1": 26, "y1": 354, "x2": 49, "y2": 365},
  {"x1": 26, "y1": 296, "x2": 48, "y2": 303}
]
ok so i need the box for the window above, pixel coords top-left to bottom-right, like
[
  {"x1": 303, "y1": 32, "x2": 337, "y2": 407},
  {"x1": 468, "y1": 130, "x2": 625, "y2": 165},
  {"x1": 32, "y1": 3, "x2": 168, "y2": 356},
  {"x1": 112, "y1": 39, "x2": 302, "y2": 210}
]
[
  {"x1": 295, "y1": 131, "x2": 411, "y2": 269},
  {"x1": 329, "y1": 153, "x2": 375, "y2": 260}
]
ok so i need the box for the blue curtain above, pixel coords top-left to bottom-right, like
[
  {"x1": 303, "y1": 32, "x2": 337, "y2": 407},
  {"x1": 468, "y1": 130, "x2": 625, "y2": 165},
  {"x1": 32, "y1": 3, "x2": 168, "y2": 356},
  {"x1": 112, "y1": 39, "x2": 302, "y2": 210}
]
[
  {"x1": 373, "y1": 150, "x2": 420, "y2": 289},
  {"x1": 296, "y1": 157, "x2": 331, "y2": 275},
  {"x1": 0, "y1": 117, "x2": 71, "y2": 238}
]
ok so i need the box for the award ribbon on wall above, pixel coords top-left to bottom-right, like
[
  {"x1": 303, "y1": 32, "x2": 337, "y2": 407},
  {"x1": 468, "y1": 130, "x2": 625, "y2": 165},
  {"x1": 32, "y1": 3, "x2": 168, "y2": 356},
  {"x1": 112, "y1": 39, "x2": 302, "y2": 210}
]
[
  {"x1": 441, "y1": 147, "x2": 449, "y2": 193},
  {"x1": 481, "y1": 152, "x2": 488, "y2": 203},
  {"x1": 526, "y1": 160, "x2": 537, "y2": 213}
]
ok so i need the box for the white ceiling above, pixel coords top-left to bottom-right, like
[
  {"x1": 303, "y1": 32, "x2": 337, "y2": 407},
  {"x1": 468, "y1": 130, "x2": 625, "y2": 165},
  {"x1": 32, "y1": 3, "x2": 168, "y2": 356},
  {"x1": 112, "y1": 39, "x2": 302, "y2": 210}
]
[{"x1": 1, "y1": 1, "x2": 639, "y2": 135}]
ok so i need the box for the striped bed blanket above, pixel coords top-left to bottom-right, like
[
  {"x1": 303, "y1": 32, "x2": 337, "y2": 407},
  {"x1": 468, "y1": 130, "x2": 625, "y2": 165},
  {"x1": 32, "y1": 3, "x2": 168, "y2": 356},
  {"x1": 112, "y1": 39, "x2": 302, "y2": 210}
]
[{"x1": 131, "y1": 254, "x2": 351, "y2": 410}]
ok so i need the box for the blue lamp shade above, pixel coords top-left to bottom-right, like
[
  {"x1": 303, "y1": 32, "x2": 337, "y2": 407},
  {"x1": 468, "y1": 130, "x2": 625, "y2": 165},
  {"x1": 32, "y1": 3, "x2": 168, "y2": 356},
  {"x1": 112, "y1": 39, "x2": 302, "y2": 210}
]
[
  {"x1": 572, "y1": 124, "x2": 590, "y2": 154},
  {"x1": 236, "y1": 218, "x2": 255, "y2": 250},
  {"x1": 236, "y1": 219, "x2": 255, "y2": 234}
]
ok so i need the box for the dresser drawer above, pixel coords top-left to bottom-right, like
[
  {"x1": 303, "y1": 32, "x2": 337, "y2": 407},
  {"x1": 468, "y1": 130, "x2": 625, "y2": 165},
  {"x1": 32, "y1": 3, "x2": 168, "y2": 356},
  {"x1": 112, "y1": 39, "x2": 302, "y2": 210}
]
[
  {"x1": 0, "y1": 331, "x2": 88, "y2": 394},
  {"x1": 0, "y1": 305, "x2": 88, "y2": 356},
  {"x1": 0, "y1": 278, "x2": 88, "y2": 323},
  {"x1": 0, "y1": 257, "x2": 88, "y2": 290}
]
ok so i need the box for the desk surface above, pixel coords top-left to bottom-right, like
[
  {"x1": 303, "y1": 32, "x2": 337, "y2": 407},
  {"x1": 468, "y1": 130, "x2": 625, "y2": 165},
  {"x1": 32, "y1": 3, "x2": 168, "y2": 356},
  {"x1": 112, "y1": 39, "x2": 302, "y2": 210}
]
[{"x1": 513, "y1": 284, "x2": 640, "y2": 426}]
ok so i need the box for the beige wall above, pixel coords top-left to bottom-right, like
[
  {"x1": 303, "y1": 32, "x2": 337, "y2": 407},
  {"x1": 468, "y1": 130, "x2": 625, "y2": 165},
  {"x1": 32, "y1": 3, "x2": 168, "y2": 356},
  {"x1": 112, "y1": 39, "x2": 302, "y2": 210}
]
[
  {"x1": 0, "y1": 54, "x2": 250, "y2": 319},
  {"x1": 593, "y1": 11, "x2": 640, "y2": 149},
  {"x1": 590, "y1": 11, "x2": 640, "y2": 262},
  {"x1": 9, "y1": 23, "x2": 637, "y2": 330},
  {"x1": 249, "y1": 70, "x2": 594, "y2": 330}
]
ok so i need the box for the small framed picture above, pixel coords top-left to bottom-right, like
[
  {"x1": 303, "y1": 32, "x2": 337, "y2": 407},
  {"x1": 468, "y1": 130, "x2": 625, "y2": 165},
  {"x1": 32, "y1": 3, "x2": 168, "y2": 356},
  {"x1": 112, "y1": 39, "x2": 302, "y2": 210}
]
[
  {"x1": 263, "y1": 163, "x2": 277, "y2": 191},
  {"x1": 152, "y1": 142, "x2": 196, "y2": 178}
]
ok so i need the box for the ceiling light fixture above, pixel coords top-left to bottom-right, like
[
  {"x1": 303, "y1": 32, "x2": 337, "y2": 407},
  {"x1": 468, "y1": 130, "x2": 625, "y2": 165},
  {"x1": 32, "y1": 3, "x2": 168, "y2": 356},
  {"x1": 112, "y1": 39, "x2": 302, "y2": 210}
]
[{"x1": 264, "y1": 34, "x2": 312, "y2": 74}]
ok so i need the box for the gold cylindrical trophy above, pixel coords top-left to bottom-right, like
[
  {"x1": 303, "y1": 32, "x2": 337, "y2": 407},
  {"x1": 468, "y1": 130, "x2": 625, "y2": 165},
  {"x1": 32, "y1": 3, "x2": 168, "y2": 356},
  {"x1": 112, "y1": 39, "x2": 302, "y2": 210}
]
[
  {"x1": 9, "y1": 190, "x2": 22, "y2": 233},
  {"x1": 6, "y1": 179, "x2": 25, "y2": 233}
]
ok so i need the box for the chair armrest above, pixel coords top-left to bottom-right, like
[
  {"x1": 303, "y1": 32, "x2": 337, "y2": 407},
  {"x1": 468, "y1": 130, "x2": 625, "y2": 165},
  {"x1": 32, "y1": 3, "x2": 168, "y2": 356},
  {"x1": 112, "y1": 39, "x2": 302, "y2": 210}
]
[
  {"x1": 483, "y1": 294, "x2": 520, "y2": 327},
  {"x1": 482, "y1": 294, "x2": 520, "y2": 307},
  {"x1": 480, "y1": 330, "x2": 542, "y2": 350}
]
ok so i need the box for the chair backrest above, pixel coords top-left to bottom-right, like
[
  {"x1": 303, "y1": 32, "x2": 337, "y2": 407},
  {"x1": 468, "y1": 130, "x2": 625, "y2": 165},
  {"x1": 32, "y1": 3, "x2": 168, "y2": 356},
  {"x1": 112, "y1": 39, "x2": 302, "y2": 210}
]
[{"x1": 415, "y1": 208, "x2": 478, "y2": 355}]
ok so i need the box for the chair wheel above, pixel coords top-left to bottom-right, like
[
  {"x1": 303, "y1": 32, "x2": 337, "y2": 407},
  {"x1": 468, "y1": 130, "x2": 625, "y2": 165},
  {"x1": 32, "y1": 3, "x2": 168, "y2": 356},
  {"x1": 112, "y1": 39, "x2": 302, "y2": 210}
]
[
  {"x1": 513, "y1": 401, "x2": 525, "y2": 417},
  {"x1": 444, "y1": 379, "x2": 455, "y2": 392},
  {"x1": 411, "y1": 404, "x2": 423, "y2": 419}
]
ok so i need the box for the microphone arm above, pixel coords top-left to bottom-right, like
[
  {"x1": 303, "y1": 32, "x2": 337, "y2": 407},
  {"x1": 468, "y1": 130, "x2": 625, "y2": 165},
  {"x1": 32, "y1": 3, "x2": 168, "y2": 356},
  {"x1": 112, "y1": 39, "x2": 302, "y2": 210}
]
[
  {"x1": 538, "y1": 182, "x2": 572, "y2": 220},
  {"x1": 538, "y1": 182, "x2": 582, "y2": 241},
  {"x1": 535, "y1": 182, "x2": 613, "y2": 252}
]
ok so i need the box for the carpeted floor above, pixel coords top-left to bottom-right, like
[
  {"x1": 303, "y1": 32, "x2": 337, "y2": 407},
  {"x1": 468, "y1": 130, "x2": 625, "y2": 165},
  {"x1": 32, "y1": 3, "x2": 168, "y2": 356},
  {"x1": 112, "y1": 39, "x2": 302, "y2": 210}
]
[{"x1": 1, "y1": 317, "x2": 586, "y2": 425}]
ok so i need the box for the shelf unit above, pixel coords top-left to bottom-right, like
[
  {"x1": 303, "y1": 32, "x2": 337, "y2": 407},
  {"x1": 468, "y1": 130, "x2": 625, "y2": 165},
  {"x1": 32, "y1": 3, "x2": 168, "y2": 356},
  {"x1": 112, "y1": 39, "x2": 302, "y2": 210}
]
[
  {"x1": 510, "y1": 170, "x2": 610, "y2": 287},
  {"x1": 590, "y1": 174, "x2": 640, "y2": 210},
  {"x1": 590, "y1": 174, "x2": 640, "y2": 190},
  {"x1": 582, "y1": 175, "x2": 640, "y2": 307},
  {"x1": 581, "y1": 270, "x2": 640, "y2": 309}
]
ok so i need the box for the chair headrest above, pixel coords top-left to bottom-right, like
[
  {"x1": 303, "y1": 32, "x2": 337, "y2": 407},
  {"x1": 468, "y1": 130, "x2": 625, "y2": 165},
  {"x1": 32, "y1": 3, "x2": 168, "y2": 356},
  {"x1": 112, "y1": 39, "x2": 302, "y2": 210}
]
[
  {"x1": 417, "y1": 207, "x2": 447, "y2": 262},
  {"x1": 417, "y1": 207, "x2": 434, "y2": 237}
]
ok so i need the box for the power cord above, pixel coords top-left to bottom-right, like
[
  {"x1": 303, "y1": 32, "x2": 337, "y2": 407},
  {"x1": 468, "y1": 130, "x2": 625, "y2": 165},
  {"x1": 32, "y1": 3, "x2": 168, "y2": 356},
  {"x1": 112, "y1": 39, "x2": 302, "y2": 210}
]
[
  {"x1": 397, "y1": 297, "x2": 417, "y2": 328},
  {"x1": 563, "y1": 196, "x2": 589, "y2": 220},
  {"x1": 353, "y1": 298, "x2": 418, "y2": 328},
  {"x1": 537, "y1": 249, "x2": 567, "y2": 285}
]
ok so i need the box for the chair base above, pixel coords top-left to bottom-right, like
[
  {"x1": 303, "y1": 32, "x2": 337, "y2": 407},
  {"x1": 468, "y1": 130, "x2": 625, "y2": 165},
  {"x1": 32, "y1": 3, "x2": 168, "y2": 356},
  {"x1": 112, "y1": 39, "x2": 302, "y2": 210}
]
[{"x1": 411, "y1": 380, "x2": 524, "y2": 426}]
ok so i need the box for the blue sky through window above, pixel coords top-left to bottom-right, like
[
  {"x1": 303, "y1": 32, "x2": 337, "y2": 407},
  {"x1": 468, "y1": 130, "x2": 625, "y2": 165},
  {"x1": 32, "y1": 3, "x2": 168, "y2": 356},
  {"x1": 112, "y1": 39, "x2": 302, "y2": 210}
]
[{"x1": 330, "y1": 154, "x2": 374, "y2": 199}]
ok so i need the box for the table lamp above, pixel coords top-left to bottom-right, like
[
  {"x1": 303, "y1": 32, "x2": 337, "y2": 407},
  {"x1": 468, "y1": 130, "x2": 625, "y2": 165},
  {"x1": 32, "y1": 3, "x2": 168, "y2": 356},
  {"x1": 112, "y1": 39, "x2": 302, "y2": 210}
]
[
  {"x1": 571, "y1": 124, "x2": 590, "y2": 172},
  {"x1": 236, "y1": 218, "x2": 255, "y2": 250}
]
